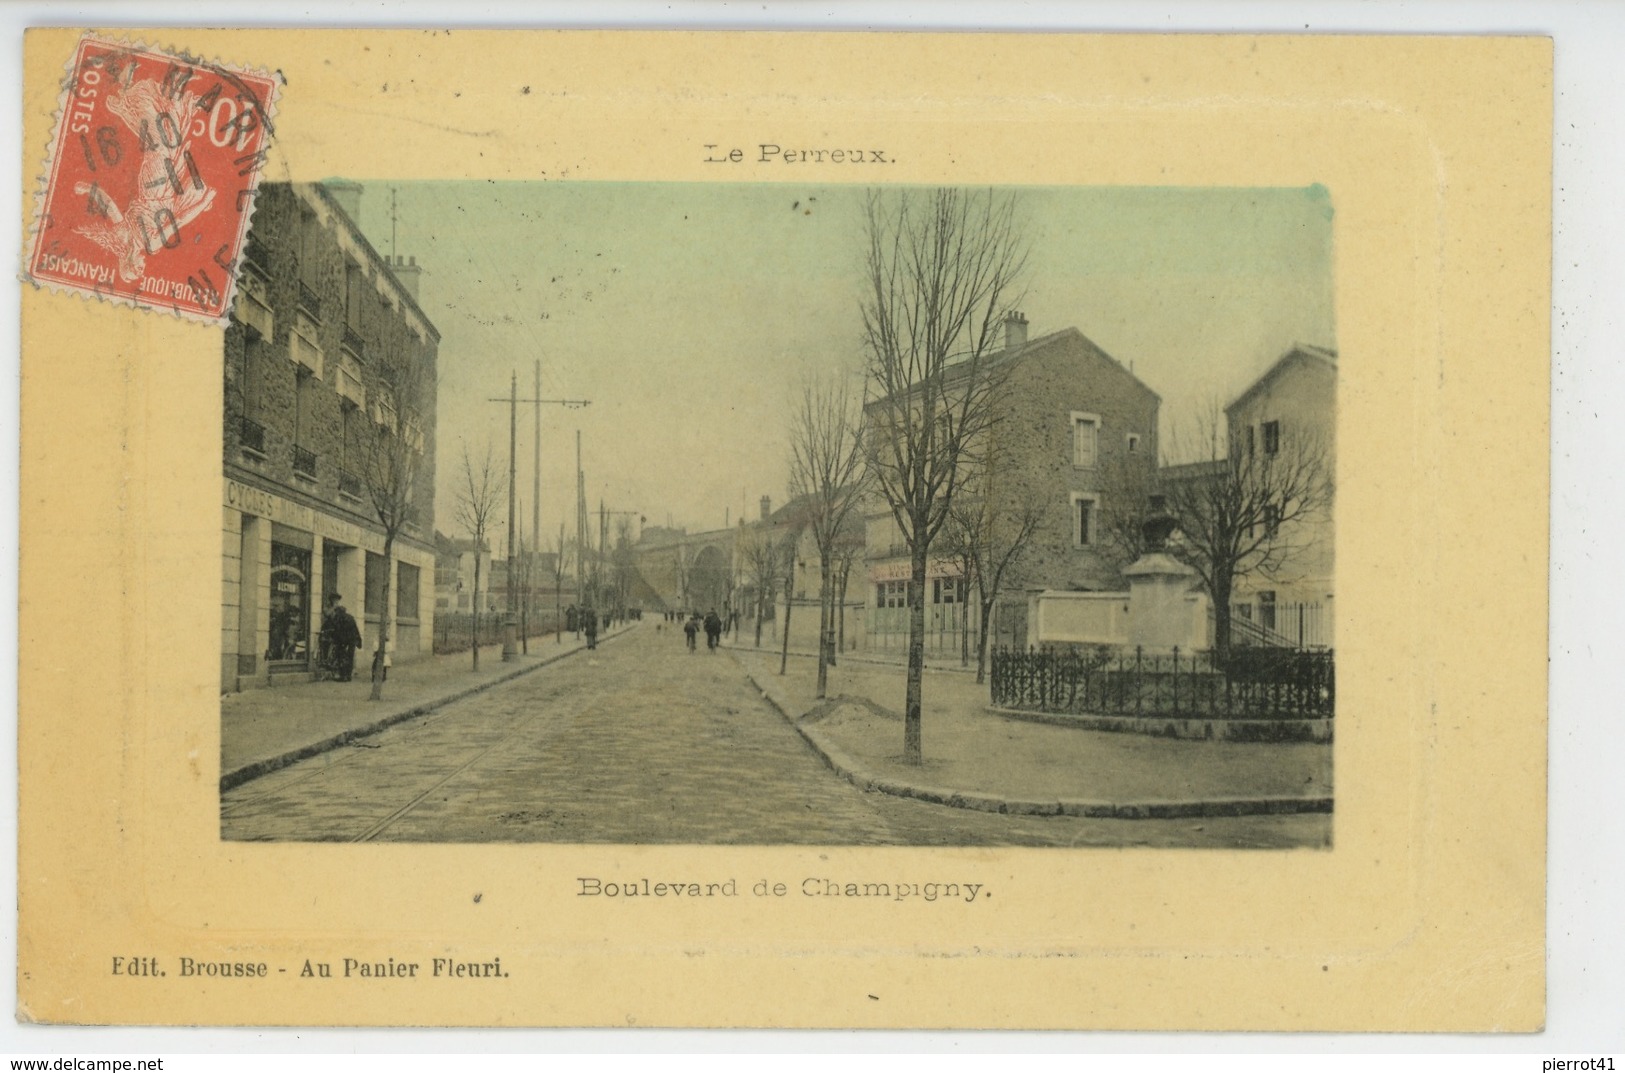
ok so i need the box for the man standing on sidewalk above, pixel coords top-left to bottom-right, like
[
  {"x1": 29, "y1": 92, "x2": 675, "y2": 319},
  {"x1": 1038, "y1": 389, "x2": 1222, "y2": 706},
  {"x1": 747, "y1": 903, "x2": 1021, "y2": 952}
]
[
  {"x1": 584, "y1": 606, "x2": 599, "y2": 651},
  {"x1": 329, "y1": 600, "x2": 363, "y2": 682}
]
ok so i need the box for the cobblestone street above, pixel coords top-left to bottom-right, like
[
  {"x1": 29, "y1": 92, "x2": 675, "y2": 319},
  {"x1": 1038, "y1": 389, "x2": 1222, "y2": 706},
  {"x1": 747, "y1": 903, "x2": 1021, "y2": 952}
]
[{"x1": 222, "y1": 626, "x2": 1329, "y2": 847}]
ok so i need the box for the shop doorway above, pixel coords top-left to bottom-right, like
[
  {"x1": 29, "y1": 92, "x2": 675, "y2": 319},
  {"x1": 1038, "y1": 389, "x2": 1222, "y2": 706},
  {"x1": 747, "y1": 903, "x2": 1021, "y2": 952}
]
[{"x1": 268, "y1": 542, "x2": 312, "y2": 669}]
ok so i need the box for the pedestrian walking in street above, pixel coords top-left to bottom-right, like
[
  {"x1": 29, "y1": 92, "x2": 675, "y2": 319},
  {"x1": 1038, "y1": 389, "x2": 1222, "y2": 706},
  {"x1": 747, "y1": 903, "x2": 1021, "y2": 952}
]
[
  {"x1": 584, "y1": 607, "x2": 599, "y2": 650},
  {"x1": 328, "y1": 599, "x2": 363, "y2": 682},
  {"x1": 683, "y1": 614, "x2": 699, "y2": 651},
  {"x1": 704, "y1": 608, "x2": 722, "y2": 651}
]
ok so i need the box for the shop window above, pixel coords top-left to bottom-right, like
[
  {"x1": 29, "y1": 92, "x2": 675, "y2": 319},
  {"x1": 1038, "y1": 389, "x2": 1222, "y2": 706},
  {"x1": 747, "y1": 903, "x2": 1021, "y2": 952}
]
[
  {"x1": 1262, "y1": 420, "x2": 1281, "y2": 455},
  {"x1": 397, "y1": 562, "x2": 421, "y2": 623},
  {"x1": 267, "y1": 542, "x2": 311, "y2": 663},
  {"x1": 876, "y1": 580, "x2": 908, "y2": 608}
]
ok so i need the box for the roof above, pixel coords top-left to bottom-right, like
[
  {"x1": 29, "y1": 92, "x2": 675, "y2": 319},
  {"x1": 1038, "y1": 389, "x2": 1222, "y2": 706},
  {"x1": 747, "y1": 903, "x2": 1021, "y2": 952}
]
[
  {"x1": 871, "y1": 324, "x2": 1162, "y2": 407},
  {"x1": 1226, "y1": 343, "x2": 1337, "y2": 415}
]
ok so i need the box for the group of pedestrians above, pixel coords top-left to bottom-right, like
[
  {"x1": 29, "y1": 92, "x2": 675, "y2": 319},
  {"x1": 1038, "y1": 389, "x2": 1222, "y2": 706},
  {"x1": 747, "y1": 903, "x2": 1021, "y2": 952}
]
[{"x1": 676, "y1": 608, "x2": 725, "y2": 652}]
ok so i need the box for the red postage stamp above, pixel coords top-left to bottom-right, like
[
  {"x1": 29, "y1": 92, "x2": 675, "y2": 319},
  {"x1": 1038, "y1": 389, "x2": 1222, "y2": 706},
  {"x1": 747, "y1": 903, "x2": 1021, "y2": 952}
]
[{"x1": 26, "y1": 34, "x2": 283, "y2": 323}]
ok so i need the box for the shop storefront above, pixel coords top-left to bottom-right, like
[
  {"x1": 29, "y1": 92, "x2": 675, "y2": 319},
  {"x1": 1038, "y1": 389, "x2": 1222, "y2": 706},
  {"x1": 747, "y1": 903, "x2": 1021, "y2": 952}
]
[{"x1": 223, "y1": 477, "x2": 435, "y2": 691}]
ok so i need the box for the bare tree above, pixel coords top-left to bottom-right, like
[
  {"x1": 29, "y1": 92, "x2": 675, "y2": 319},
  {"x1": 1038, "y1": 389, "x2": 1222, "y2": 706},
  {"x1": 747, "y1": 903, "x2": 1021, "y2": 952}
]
[
  {"x1": 829, "y1": 515, "x2": 865, "y2": 660},
  {"x1": 787, "y1": 372, "x2": 869, "y2": 699},
  {"x1": 453, "y1": 440, "x2": 505, "y2": 670},
  {"x1": 940, "y1": 484, "x2": 1047, "y2": 685},
  {"x1": 1096, "y1": 443, "x2": 1162, "y2": 568},
  {"x1": 1162, "y1": 402, "x2": 1334, "y2": 660},
  {"x1": 739, "y1": 521, "x2": 783, "y2": 648},
  {"x1": 859, "y1": 187, "x2": 1028, "y2": 764},
  {"x1": 777, "y1": 519, "x2": 804, "y2": 677},
  {"x1": 611, "y1": 516, "x2": 638, "y2": 619},
  {"x1": 360, "y1": 346, "x2": 434, "y2": 701}
]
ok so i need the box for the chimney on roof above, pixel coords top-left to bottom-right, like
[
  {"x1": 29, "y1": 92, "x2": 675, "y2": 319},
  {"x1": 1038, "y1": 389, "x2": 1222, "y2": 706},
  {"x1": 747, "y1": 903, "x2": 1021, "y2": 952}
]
[
  {"x1": 760, "y1": 495, "x2": 772, "y2": 521},
  {"x1": 1003, "y1": 310, "x2": 1029, "y2": 353},
  {"x1": 390, "y1": 254, "x2": 422, "y2": 301},
  {"x1": 323, "y1": 179, "x2": 363, "y2": 225}
]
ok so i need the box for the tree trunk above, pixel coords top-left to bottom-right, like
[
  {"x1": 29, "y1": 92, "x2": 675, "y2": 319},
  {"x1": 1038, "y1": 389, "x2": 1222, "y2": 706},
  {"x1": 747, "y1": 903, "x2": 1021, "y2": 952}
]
[
  {"x1": 960, "y1": 588, "x2": 970, "y2": 667},
  {"x1": 976, "y1": 597, "x2": 995, "y2": 685},
  {"x1": 754, "y1": 588, "x2": 764, "y2": 648},
  {"x1": 903, "y1": 541, "x2": 927, "y2": 765},
  {"x1": 779, "y1": 557, "x2": 795, "y2": 676},
  {"x1": 1212, "y1": 573, "x2": 1234, "y2": 663},
  {"x1": 815, "y1": 551, "x2": 832, "y2": 699},
  {"x1": 835, "y1": 560, "x2": 848, "y2": 662},
  {"x1": 369, "y1": 535, "x2": 394, "y2": 701},
  {"x1": 471, "y1": 553, "x2": 481, "y2": 671}
]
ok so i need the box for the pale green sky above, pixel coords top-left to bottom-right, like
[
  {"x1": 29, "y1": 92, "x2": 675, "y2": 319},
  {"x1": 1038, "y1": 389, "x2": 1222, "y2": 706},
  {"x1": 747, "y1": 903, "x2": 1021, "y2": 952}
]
[{"x1": 342, "y1": 182, "x2": 1334, "y2": 551}]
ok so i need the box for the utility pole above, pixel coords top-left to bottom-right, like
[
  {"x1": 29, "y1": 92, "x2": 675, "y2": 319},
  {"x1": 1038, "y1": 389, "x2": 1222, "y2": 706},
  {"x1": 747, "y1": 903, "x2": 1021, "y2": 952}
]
[
  {"x1": 517, "y1": 497, "x2": 527, "y2": 655},
  {"x1": 532, "y1": 359, "x2": 541, "y2": 642},
  {"x1": 574, "y1": 430, "x2": 588, "y2": 634},
  {"x1": 504, "y1": 370, "x2": 518, "y2": 660},
  {"x1": 486, "y1": 383, "x2": 589, "y2": 657}
]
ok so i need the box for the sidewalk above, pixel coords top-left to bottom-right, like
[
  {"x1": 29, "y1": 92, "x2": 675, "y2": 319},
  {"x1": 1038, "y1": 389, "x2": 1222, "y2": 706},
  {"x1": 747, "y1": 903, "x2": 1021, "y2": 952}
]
[
  {"x1": 732, "y1": 648, "x2": 1333, "y2": 819},
  {"x1": 221, "y1": 622, "x2": 636, "y2": 791},
  {"x1": 723, "y1": 635, "x2": 979, "y2": 674}
]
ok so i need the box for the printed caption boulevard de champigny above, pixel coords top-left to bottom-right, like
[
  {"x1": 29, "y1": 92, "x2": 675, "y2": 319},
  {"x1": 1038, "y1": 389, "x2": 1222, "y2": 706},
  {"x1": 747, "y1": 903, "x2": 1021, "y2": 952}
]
[{"x1": 577, "y1": 877, "x2": 988, "y2": 903}]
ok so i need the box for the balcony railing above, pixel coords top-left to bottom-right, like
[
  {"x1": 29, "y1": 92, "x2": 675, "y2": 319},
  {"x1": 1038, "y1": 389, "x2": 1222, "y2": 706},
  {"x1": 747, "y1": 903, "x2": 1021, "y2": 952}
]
[
  {"x1": 239, "y1": 416, "x2": 266, "y2": 456},
  {"x1": 292, "y1": 444, "x2": 317, "y2": 479},
  {"x1": 342, "y1": 324, "x2": 365, "y2": 360},
  {"x1": 298, "y1": 281, "x2": 321, "y2": 320},
  {"x1": 339, "y1": 469, "x2": 362, "y2": 499},
  {"x1": 243, "y1": 235, "x2": 270, "y2": 274}
]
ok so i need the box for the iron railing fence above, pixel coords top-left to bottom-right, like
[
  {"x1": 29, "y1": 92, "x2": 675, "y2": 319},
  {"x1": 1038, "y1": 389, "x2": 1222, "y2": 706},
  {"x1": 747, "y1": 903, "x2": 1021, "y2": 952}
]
[
  {"x1": 1226, "y1": 600, "x2": 1330, "y2": 650},
  {"x1": 291, "y1": 444, "x2": 317, "y2": 479},
  {"x1": 239, "y1": 416, "x2": 266, "y2": 455},
  {"x1": 990, "y1": 644, "x2": 1334, "y2": 720},
  {"x1": 433, "y1": 610, "x2": 564, "y2": 655}
]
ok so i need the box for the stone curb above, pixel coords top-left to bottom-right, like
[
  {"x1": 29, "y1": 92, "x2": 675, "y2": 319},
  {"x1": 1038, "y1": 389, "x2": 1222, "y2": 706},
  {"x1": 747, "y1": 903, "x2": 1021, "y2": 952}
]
[
  {"x1": 220, "y1": 624, "x2": 637, "y2": 793},
  {"x1": 988, "y1": 704, "x2": 1334, "y2": 744},
  {"x1": 736, "y1": 659, "x2": 1332, "y2": 820}
]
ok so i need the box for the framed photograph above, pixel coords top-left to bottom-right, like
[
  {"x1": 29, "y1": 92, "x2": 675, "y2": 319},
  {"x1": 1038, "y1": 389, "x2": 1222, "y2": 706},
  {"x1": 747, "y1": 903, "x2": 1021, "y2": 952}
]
[{"x1": 17, "y1": 27, "x2": 1549, "y2": 1030}]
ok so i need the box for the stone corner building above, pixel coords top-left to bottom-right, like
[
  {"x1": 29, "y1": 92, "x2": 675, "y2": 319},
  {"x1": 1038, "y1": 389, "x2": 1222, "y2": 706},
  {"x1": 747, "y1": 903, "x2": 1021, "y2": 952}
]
[
  {"x1": 862, "y1": 314, "x2": 1161, "y2": 654},
  {"x1": 221, "y1": 181, "x2": 439, "y2": 692}
]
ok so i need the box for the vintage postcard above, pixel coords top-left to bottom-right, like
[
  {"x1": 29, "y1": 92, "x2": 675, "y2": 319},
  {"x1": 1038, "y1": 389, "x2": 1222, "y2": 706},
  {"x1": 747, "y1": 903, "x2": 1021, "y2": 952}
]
[{"x1": 17, "y1": 29, "x2": 1549, "y2": 1028}]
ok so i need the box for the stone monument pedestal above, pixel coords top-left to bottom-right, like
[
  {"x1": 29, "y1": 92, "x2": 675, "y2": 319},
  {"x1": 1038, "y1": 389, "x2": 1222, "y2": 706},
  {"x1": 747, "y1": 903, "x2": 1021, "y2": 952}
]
[{"x1": 1124, "y1": 551, "x2": 1200, "y2": 652}]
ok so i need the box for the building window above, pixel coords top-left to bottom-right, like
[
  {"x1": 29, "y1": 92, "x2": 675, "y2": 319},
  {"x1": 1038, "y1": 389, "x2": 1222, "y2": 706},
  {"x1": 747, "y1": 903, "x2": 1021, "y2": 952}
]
[
  {"x1": 876, "y1": 580, "x2": 908, "y2": 608},
  {"x1": 1258, "y1": 591, "x2": 1277, "y2": 631},
  {"x1": 1245, "y1": 425, "x2": 1256, "y2": 457},
  {"x1": 1071, "y1": 412, "x2": 1099, "y2": 468},
  {"x1": 397, "y1": 561, "x2": 421, "y2": 623},
  {"x1": 932, "y1": 577, "x2": 962, "y2": 605},
  {"x1": 1126, "y1": 433, "x2": 1141, "y2": 454},
  {"x1": 1264, "y1": 502, "x2": 1282, "y2": 538},
  {"x1": 234, "y1": 266, "x2": 274, "y2": 340},
  {"x1": 292, "y1": 311, "x2": 323, "y2": 380},
  {"x1": 1262, "y1": 420, "x2": 1280, "y2": 455},
  {"x1": 1071, "y1": 493, "x2": 1099, "y2": 548},
  {"x1": 296, "y1": 209, "x2": 323, "y2": 320}
]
